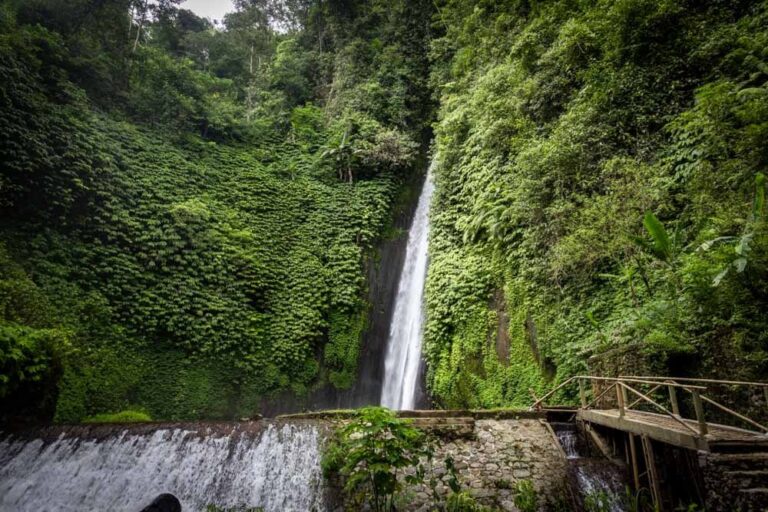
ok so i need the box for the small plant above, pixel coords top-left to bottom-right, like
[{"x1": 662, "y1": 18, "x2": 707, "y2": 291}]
[
  {"x1": 446, "y1": 491, "x2": 494, "y2": 512},
  {"x1": 433, "y1": 456, "x2": 495, "y2": 511},
  {"x1": 322, "y1": 407, "x2": 434, "y2": 512},
  {"x1": 493, "y1": 478, "x2": 512, "y2": 490},
  {"x1": 584, "y1": 490, "x2": 611, "y2": 512},
  {"x1": 513, "y1": 480, "x2": 538, "y2": 512}
]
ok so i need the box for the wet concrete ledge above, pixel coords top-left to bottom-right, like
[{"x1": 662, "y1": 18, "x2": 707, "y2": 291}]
[
  {"x1": 0, "y1": 410, "x2": 546, "y2": 443},
  {"x1": 276, "y1": 408, "x2": 546, "y2": 420}
]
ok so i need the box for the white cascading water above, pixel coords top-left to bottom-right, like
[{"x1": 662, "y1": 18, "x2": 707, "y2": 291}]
[
  {"x1": 380, "y1": 165, "x2": 435, "y2": 410},
  {"x1": 554, "y1": 424, "x2": 626, "y2": 512},
  {"x1": 556, "y1": 429, "x2": 579, "y2": 459},
  {"x1": 0, "y1": 424, "x2": 325, "y2": 512}
]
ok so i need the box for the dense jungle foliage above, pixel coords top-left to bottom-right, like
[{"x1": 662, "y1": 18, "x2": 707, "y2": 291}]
[
  {"x1": 0, "y1": 0, "x2": 433, "y2": 422},
  {"x1": 425, "y1": 0, "x2": 768, "y2": 408},
  {"x1": 2, "y1": 0, "x2": 768, "y2": 421}
]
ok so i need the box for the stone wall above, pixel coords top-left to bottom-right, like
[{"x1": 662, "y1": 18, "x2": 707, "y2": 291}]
[
  {"x1": 289, "y1": 410, "x2": 572, "y2": 511},
  {"x1": 404, "y1": 418, "x2": 570, "y2": 511},
  {"x1": 699, "y1": 451, "x2": 768, "y2": 512}
]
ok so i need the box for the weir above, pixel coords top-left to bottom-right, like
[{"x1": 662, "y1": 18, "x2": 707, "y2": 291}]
[
  {"x1": 0, "y1": 422, "x2": 327, "y2": 512},
  {"x1": 0, "y1": 412, "x2": 572, "y2": 512}
]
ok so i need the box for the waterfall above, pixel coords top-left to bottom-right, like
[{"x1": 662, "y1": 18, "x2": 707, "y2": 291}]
[
  {"x1": 380, "y1": 165, "x2": 435, "y2": 410},
  {"x1": 555, "y1": 429, "x2": 579, "y2": 459},
  {"x1": 0, "y1": 423, "x2": 326, "y2": 512},
  {"x1": 552, "y1": 423, "x2": 627, "y2": 512}
]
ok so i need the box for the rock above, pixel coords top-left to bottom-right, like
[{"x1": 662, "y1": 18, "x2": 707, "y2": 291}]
[
  {"x1": 140, "y1": 494, "x2": 181, "y2": 512},
  {"x1": 513, "y1": 468, "x2": 531, "y2": 478}
]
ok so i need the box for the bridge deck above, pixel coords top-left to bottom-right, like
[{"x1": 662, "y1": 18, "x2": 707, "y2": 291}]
[{"x1": 578, "y1": 408, "x2": 768, "y2": 451}]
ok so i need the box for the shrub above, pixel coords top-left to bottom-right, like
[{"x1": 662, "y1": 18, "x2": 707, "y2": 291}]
[
  {"x1": 322, "y1": 407, "x2": 434, "y2": 511},
  {"x1": 82, "y1": 409, "x2": 152, "y2": 423}
]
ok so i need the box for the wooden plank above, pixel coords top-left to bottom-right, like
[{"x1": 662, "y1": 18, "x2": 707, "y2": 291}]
[
  {"x1": 578, "y1": 409, "x2": 709, "y2": 451},
  {"x1": 629, "y1": 433, "x2": 640, "y2": 489},
  {"x1": 581, "y1": 376, "x2": 706, "y2": 390},
  {"x1": 540, "y1": 419, "x2": 568, "y2": 459},
  {"x1": 642, "y1": 435, "x2": 663, "y2": 511},
  {"x1": 617, "y1": 384, "x2": 626, "y2": 418},
  {"x1": 585, "y1": 382, "x2": 616, "y2": 410},
  {"x1": 692, "y1": 390, "x2": 708, "y2": 436},
  {"x1": 585, "y1": 423, "x2": 617, "y2": 462},
  {"x1": 628, "y1": 383, "x2": 661, "y2": 409},
  {"x1": 668, "y1": 385, "x2": 680, "y2": 416}
]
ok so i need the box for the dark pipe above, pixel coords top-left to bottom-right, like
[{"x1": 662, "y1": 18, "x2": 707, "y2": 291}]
[{"x1": 140, "y1": 494, "x2": 182, "y2": 512}]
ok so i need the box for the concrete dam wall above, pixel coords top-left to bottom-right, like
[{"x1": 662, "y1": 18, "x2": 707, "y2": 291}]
[{"x1": 0, "y1": 411, "x2": 570, "y2": 512}]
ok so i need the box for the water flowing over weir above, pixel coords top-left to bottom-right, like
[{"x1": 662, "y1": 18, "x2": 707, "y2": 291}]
[
  {"x1": 380, "y1": 165, "x2": 435, "y2": 410},
  {"x1": 0, "y1": 423, "x2": 326, "y2": 512}
]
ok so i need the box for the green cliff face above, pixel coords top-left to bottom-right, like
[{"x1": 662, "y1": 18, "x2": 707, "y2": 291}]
[{"x1": 425, "y1": 0, "x2": 768, "y2": 408}]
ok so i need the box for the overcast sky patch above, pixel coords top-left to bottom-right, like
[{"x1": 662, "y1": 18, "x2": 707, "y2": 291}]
[{"x1": 181, "y1": 0, "x2": 235, "y2": 24}]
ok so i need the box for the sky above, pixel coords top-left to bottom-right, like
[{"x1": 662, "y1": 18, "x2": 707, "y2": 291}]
[{"x1": 181, "y1": 0, "x2": 235, "y2": 23}]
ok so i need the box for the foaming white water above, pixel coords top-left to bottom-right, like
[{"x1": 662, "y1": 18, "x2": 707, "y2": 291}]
[
  {"x1": 574, "y1": 461, "x2": 626, "y2": 512},
  {"x1": 553, "y1": 423, "x2": 626, "y2": 512},
  {"x1": 0, "y1": 424, "x2": 326, "y2": 512},
  {"x1": 556, "y1": 429, "x2": 579, "y2": 459},
  {"x1": 381, "y1": 165, "x2": 434, "y2": 410}
]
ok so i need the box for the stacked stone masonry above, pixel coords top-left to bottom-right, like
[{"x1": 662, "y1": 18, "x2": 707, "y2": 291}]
[{"x1": 403, "y1": 418, "x2": 570, "y2": 511}]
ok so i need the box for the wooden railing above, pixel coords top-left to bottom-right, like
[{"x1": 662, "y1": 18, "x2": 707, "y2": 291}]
[{"x1": 531, "y1": 375, "x2": 768, "y2": 437}]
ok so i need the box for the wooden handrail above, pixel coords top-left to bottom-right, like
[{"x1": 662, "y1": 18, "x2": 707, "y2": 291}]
[
  {"x1": 627, "y1": 383, "x2": 662, "y2": 410},
  {"x1": 532, "y1": 375, "x2": 768, "y2": 438},
  {"x1": 584, "y1": 382, "x2": 618, "y2": 410},
  {"x1": 583, "y1": 375, "x2": 706, "y2": 390},
  {"x1": 530, "y1": 376, "x2": 576, "y2": 410},
  {"x1": 530, "y1": 375, "x2": 705, "y2": 410},
  {"x1": 700, "y1": 394, "x2": 768, "y2": 433},
  {"x1": 620, "y1": 382, "x2": 700, "y2": 436},
  {"x1": 621, "y1": 375, "x2": 768, "y2": 388}
]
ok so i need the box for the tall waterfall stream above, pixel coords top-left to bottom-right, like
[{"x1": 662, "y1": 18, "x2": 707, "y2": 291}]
[{"x1": 380, "y1": 167, "x2": 434, "y2": 410}]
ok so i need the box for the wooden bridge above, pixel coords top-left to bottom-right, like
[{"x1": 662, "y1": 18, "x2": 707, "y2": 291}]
[
  {"x1": 532, "y1": 376, "x2": 768, "y2": 510},
  {"x1": 533, "y1": 375, "x2": 768, "y2": 452}
]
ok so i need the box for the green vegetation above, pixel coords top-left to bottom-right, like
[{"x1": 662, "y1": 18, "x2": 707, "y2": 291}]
[
  {"x1": 513, "y1": 480, "x2": 538, "y2": 512},
  {"x1": 82, "y1": 409, "x2": 152, "y2": 423},
  {"x1": 425, "y1": 0, "x2": 768, "y2": 407},
  {"x1": 0, "y1": 0, "x2": 433, "y2": 422},
  {"x1": 2, "y1": 0, "x2": 768, "y2": 424}
]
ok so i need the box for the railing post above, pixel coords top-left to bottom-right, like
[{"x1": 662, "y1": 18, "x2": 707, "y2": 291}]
[
  {"x1": 579, "y1": 378, "x2": 587, "y2": 408},
  {"x1": 629, "y1": 433, "x2": 640, "y2": 489},
  {"x1": 692, "y1": 390, "x2": 708, "y2": 436},
  {"x1": 616, "y1": 383, "x2": 625, "y2": 418},
  {"x1": 668, "y1": 384, "x2": 680, "y2": 416}
]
